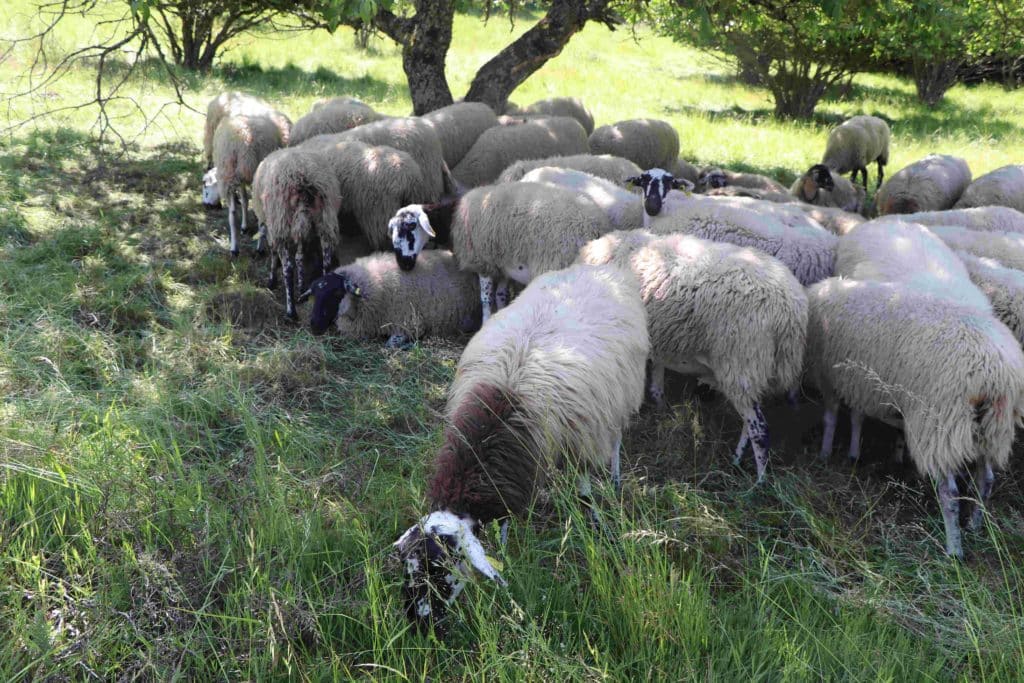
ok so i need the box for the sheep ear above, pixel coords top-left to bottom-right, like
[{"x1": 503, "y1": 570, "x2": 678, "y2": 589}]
[
  {"x1": 343, "y1": 278, "x2": 361, "y2": 298},
  {"x1": 455, "y1": 526, "x2": 508, "y2": 587},
  {"x1": 297, "y1": 288, "x2": 313, "y2": 304},
  {"x1": 418, "y1": 210, "x2": 436, "y2": 238},
  {"x1": 671, "y1": 178, "x2": 694, "y2": 192},
  {"x1": 625, "y1": 175, "x2": 642, "y2": 187}
]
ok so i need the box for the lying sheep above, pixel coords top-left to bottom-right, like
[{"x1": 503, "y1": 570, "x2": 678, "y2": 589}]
[
  {"x1": 704, "y1": 185, "x2": 801, "y2": 204},
  {"x1": 806, "y1": 277, "x2": 1024, "y2": 558},
  {"x1": 497, "y1": 153, "x2": 641, "y2": 184},
  {"x1": 510, "y1": 96, "x2": 594, "y2": 134},
  {"x1": 697, "y1": 167, "x2": 789, "y2": 195},
  {"x1": 422, "y1": 101, "x2": 499, "y2": 169},
  {"x1": 588, "y1": 118, "x2": 680, "y2": 172},
  {"x1": 578, "y1": 230, "x2": 808, "y2": 482},
  {"x1": 821, "y1": 115, "x2": 891, "y2": 189},
  {"x1": 791, "y1": 204, "x2": 865, "y2": 236},
  {"x1": 388, "y1": 181, "x2": 612, "y2": 321},
  {"x1": 288, "y1": 97, "x2": 384, "y2": 146},
  {"x1": 956, "y1": 251, "x2": 1024, "y2": 346},
  {"x1": 671, "y1": 157, "x2": 701, "y2": 185},
  {"x1": 790, "y1": 164, "x2": 867, "y2": 214},
  {"x1": 251, "y1": 146, "x2": 341, "y2": 320},
  {"x1": 927, "y1": 224, "x2": 1024, "y2": 272},
  {"x1": 298, "y1": 250, "x2": 481, "y2": 344},
  {"x1": 875, "y1": 154, "x2": 971, "y2": 215},
  {"x1": 520, "y1": 167, "x2": 643, "y2": 230},
  {"x1": 893, "y1": 206, "x2": 1024, "y2": 234},
  {"x1": 452, "y1": 116, "x2": 590, "y2": 187},
  {"x1": 212, "y1": 113, "x2": 291, "y2": 257},
  {"x1": 394, "y1": 263, "x2": 649, "y2": 627},
  {"x1": 954, "y1": 164, "x2": 1024, "y2": 213}
]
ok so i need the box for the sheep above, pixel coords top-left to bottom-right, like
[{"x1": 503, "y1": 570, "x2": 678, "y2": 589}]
[
  {"x1": 393, "y1": 263, "x2": 649, "y2": 627},
  {"x1": 927, "y1": 224, "x2": 1024, "y2": 272},
  {"x1": 202, "y1": 91, "x2": 288, "y2": 171},
  {"x1": 790, "y1": 164, "x2": 867, "y2": 214},
  {"x1": 421, "y1": 101, "x2": 500, "y2": 169},
  {"x1": 629, "y1": 169, "x2": 838, "y2": 285},
  {"x1": 508, "y1": 96, "x2": 595, "y2": 134},
  {"x1": 316, "y1": 139, "x2": 434, "y2": 251},
  {"x1": 519, "y1": 167, "x2": 643, "y2": 230},
  {"x1": 288, "y1": 97, "x2": 385, "y2": 146},
  {"x1": 297, "y1": 250, "x2": 481, "y2": 345},
  {"x1": 497, "y1": 153, "x2": 641, "y2": 184},
  {"x1": 875, "y1": 154, "x2": 972, "y2": 215},
  {"x1": 671, "y1": 157, "x2": 701, "y2": 185},
  {"x1": 251, "y1": 146, "x2": 341, "y2": 320},
  {"x1": 892, "y1": 206, "x2": 1024, "y2": 234},
  {"x1": 451, "y1": 116, "x2": 590, "y2": 187},
  {"x1": 212, "y1": 113, "x2": 291, "y2": 257},
  {"x1": 954, "y1": 164, "x2": 1024, "y2": 213},
  {"x1": 588, "y1": 119, "x2": 680, "y2": 172},
  {"x1": 704, "y1": 185, "x2": 801, "y2": 204},
  {"x1": 790, "y1": 204, "x2": 865, "y2": 236},
  {"x1": 578, "y1": 230, "x2": 808, "y2": 482},
  {"x1": 806, "y1": 277, "x2": 1024, "y2": 558},
  {"x1": 821, "y1": 114, "x2": 891, "y2": 189},
  {"x1": 955, "y1": 251, "x2": 1024, "y2": 346},
  {"x1": 389, "y1": 181, "x2": 613, "y2": 321},
  {"x1": 697, "y1": 167, "x2": 789, "y2": 195}
]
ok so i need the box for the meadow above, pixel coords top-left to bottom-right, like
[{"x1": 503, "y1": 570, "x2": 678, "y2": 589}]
[{"x1": 3, "y1": 4, "x2": 1024, "y2": 680}]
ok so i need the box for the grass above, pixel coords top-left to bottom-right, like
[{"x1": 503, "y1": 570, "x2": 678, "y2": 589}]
[{"x1": 3, "y1": 4, "x2": 1024, "y2": 680}]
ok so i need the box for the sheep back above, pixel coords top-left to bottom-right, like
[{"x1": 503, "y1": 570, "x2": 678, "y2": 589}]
[
  {"x1": 289, "y1": 97, "x2": 384, "y2": 146},
  {"x1": 791, "y1": 204, "x2": 865, "y2": 235},
  {"x1": 497, "y1": 153, "x2": 641, "y2": 184},
  {"x1": 956, "y1": 251, "x2": 1024, "y2": 346},
  {"x1": 520, "y1": 167, "x2": 644, "y2": 231},
  {"x1": 588, "y1": 118, "x2": 680, "y2": 171},
  {"x1": 421, "y1": 101, "x2": 499, "y2": 169},
  {"x1": 203, "y1": 91, "x2": 287, "y2": 167},
  {"x1": 822, "y1": 115, "x2": 890, "y2": 174},
  {"x1": 954, "y1": 164, "x2": 1024, "y2": 213},
  {"x1": 212, "y1": 113, "x2": 288, "y2": 196},
  {"x1": 928, "y1": 224, "x2": 1024, "y2": 272},
  {"x1": 876, "y1": 154, "x2": 972, "y2": 215},
  {"x1": 515, "y1": 97, "x2": 595, "y2": 134},
  {"x1": 896, "y1": 206, "x2": 1024, "y2": 235}
]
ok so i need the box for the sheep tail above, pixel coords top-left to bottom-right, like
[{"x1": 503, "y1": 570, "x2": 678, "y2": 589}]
[{"x1": 974, "y1": 393, "x2": 1017, "y2": 471}]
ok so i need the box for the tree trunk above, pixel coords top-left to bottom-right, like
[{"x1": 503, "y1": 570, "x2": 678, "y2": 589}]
[
  {"x1": 771, "y1": 76, "x2": 827, "y2": 119},
  {"x1": 402, "y1": 0, "x2": 456, "y2": 115},
  {"x1": 913, "y1": 59, "x2": 961, "y2": 107},
  {"x1": 464, "y1": 0, "x2": 620, "y2": 113}
]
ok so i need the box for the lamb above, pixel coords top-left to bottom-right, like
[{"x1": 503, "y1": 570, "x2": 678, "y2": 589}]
[
  {"x1": 212, "y1": 112, "x2": 291, "y2": 257},
  {"x1": 790, "y1": 164, "x2": 867, "y2": 214},
  {"x1": 298, "y1": 250, "x2": 481, "y2": 345},
  {"x1": 630, "y1": 169, "x2": 838, "y2": 285},
  {"x1": 820, "y1": 114, "x2": 891, "y2": 188},
  {"x1": 421, "y1": 101, "x2": 500, "y2": 169},
  {"x1": 519, "y1": 167, "x2": 643, "y2": 230},
  {"x1": 393, "y1": 263, "x2": 649, "y2": 627},
  {"x1": 875, "y1": 154, "x2": 972, "y2": 215},
  {"x1": 927, "y1": 224, "x2": 1024, "y2": 272},
  {"x1": 954, "y1": 164, "x2": 1024, "y2": 213},
  {"x1": 497, "y1": 153, "x2": 641, "y2": 184},
  {"x1": 288, "y1": 97, "x2": 385, "y2": 146},
  {"x1": 806, "y1": 277, "x2": 1024, "y2": 558},
  {"x1": 506, "y1": 96, "x2": 594, "y2": 134},
  {"x1": 388, "y1": 181, "x2": 613, "y2": 321},
  {"x1": 955, "y1": 251, "x2": 1024, "y2": 346},
  {"x1": 588, "y1": 119, "x2": 680, "y2": 172},
  {"x1": 451, "y1": 116, "x2": 590, "y2": 187},
  {"x1": 891, "y1": 206, "x2": 1024, "y2": 234},
  {"x1": 251, "y1": 146, "x2": 341, "y2": 320},
  {"x1": 697, "y1": 167, "x2": 789, "y2": 195},
  {"x1": 578, "y1": 230, "x2": 808, "y2": 482}
]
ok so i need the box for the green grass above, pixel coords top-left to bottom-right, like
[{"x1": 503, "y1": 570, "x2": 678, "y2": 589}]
[{"x1": 3, "y1": 4, "x2": 1024, "y2": 680}]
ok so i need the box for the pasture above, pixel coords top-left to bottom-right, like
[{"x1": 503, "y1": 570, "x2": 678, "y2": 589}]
[{"x1": 3, "y1": 6, "x2": 1024, "y2": 680}]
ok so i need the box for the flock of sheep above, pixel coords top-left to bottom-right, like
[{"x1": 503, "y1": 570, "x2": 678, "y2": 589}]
[{"x1": 201, "y1": 90, "x2": 1024, "y2": 630}]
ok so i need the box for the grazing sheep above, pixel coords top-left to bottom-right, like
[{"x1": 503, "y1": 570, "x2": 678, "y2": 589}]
[
  {"x1": 893, "y1": 206, "x2": 1024, "y2": 234},
  {"x1": 212, "y1": 113, "x2": 291, "y2": 257},
  {"x1": 697, "y1": 167, "x2": 789, "y2": 195},
  {"x1": 288, "y1": 97, "x2": 385, "y2": 146},
  {"x1": 251, "y1": 146, "x2": 341, "y2": 320},
  {"x1": 511, "y1": 96, "x2": 595, "y2": 134},
  {"x1": 821, "y1": 115, "x2": 891, "y2": 189},
  {"x1": 520, "y1": 167, "x2": 643, "y2": 230},
  {"x1": 298, "y1": 250, "x2": 481, "y2": 344},
  {"x1": 588, "y1": 119, "x2": 680, "y2": 172},
  {"x1": 790, "y1": 164, "x2": 867, "y2": 214},
  {"x1": 422, "y1": 101, "x2": 500, "y2": 169},
  {"x1": 393, "y1": 263, "x2": 649, "y2": 627},
  {"x1": 497, "y1": 153, "x2": 641, "y2": 184},
  {"x1": 806, "y1": 277, "x2": 1024, "y2": 558},
  {"x1": 955, "y1": 251, "x2": 1024, "y2": 345},
  {"x1": 954, "y1": 164, "x2": 1024, "y2": 213},
  {"x1": 452, "y1": 116, "x2": 590, "y2": 187},
  {"x1": 578, "y1": 230, "x2": 808, "y2": 482},
  {"x1": 875, "y1": 154, "x2": 972, "y2": 215},
  {"x1": 203, "y1": 91, "x2": 288, "y2": 171},
  {"x1": 388, "y1": 181, "x2": 612, "y2": 321}
]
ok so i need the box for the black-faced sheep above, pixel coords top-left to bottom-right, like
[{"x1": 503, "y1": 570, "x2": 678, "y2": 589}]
[
  {"x1": 790, "y1": 164, "x2": 867, "y2": 214},
  {"x1": 820, "y1": 115, "x2": 891, "y2": 189}
]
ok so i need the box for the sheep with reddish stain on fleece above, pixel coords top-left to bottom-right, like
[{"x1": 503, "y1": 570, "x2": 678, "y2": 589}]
[
  {"x1": 874, "y1": 154, "x2": 971, "y2": 215},
  {"x1": 393, "y1": 263, "x2": 649, "y2": 629},
  {"x1": 790, "y1": 164, "x2": 867, "y2": 214}
]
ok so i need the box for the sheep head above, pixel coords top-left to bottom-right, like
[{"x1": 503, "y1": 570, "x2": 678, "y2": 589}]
[
  {"x1": 389, "y1": 204, "x2": 434, "y2": 271},
  {"x1": 627, "y1": 168, "x2": 694, "y2": 217},
  {"x1": 298, "y1": 271, "x2": 361, "y2": 335},
  {"x1": 202, "y1": 168, "x2": 221, "y2": 208},
  {"x1": 697, "y1": 167, "x2": 727, "y2": 191}
]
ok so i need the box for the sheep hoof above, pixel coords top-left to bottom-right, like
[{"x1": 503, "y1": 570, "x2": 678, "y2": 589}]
[
  {"x1": 285, "y1": 308, "x2": 298, "y2": 321},
  {"x1": 230, "y1": 248, "x2": 240, "y2": 259}
]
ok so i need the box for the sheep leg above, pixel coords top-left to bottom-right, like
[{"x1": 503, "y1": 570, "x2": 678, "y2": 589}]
[
  {"x1": 744, "y1": 403, "x2": 770, "y2": 484},
  {"x1": 577, "y1": 474, "x2": 608, "y2": 536},
  {"x1": 848, "y1": 410, "x2": 863, "y2": 462},
  {"x1": 611, "y1": 434, "x2": 622, "y2": 494},
  {"x1": 479, "y1": 275, "x2": 494, "y2": 323},
  {"x1": 281, "y1": 247, "x2": 298, "y2": 320},
  {"x1": 646, "y1": 361, "x2": 666, "y2": 408},
  {"x1": 732, "y1": 425, "x2": 749, "y2": 466},
  {"x1": 267, "y1": 249, "x2": 279, "y2": 290},
  {"x1": 256, "y1": 223, "x2": 267, "y2": 256},
  {"x1": 321, "y1": 243, "x2": 334, "y2": 277},
  {"x1": 239, "y1": 186, "x2": 249, "y2": 236},
  {"x1": 228, "y1": 190, "x2": 240, "y2": 258},
  {"x1": 819, "y1": 402, "x2": 838, "y2": 460},
  {"x1": 936, "y1": 473, "x2": 963, "y2": 559},
  {"x1": 876, "y1": 160, "x2": 885, "y2": 189},
  {"x1": 499, "y1": 519, "x2": 510, "y2": 547},
  {"x1": 495, "y1": 279, "x2": 511, "y2": 310},
  {"x1": 967, "y1": 462, "x2": 995, "y2": 533}
]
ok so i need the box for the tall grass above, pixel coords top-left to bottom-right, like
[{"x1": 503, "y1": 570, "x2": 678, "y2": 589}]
[{"x1": 2, "y1": 5, "x2": 1024, "y2": 680}]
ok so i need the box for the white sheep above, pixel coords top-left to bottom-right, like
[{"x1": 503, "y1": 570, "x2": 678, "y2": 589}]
[
  {"x1": 202, "y1": 91, "x2": 288, "y2": 171},
  {"x1": 821, "y1": 115, "x2": 891, "y2": 189},
  {"x1": 251, "y1": 146, "x2": 341, "y2": 320},
  {"x1": 422, "y1": 101, "x2": 500, "y2": 169},
  {"x1": 588, "y1": 119, "x2": 680, "y2": 172},
  {"x1": 452, "y1": 116, "x2": 590, "y2": 187},
  {"x1": 297, "y1": 250, "x2": 481, "y2": 344},
  {"x1": 288, "y1": 97, "x2": 385, "y2": 146},
  {"x1": 507, "y1": 96, "x2": 594, "y2": 134},
  {"x1": 670, "y1": 157, "x2": 701, "y2": 185},
  {"x1": 578, "y1": 230, "x2": 808, "y2": 482},
  {"x1": 697, "y1": 167, "x2": 789, "y2": 195},
  {"x1": 954, "y1": 164, "x2": 1024, "y2": 213},
  {"x1": 790, "y1": 204, "x2": 865, "y2": 236},
  {"x1": 955, "y1": 251, "x2": 1024, "y2": 346},
  {"x1": 497, "y1": 153, "x2": 641, "y2": 184},
  {"x1": 704, "y1": 185, "x2": 801, "y2": 204},
  {"x1": 393, "y1": 263, "x2": 649, "y2": 626},
  {"x1": 519, "y1": 167, "x2": 643, "y2": 230},
  {"x1": 790, "y1": 164, "x2": 866, "y2": 214},
  {"x1": 874, "y1": 154, "x2": 971, "y2": 215},
  {"x1": 927, "y1": 224, "x2": 1024, "y2": 272},
  {"x1": 806, "y1": 277, "x2": 1024, "y2": 558},
  {"x1": 892, "y1": 206, "x2": 1024, "y2": 234}
]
